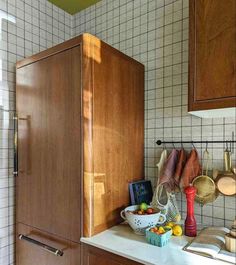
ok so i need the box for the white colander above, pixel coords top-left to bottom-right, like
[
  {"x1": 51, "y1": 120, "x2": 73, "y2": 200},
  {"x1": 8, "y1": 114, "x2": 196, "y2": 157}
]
[{"x1": 120, "y1": 205, "x2": 166, "y2": 235}]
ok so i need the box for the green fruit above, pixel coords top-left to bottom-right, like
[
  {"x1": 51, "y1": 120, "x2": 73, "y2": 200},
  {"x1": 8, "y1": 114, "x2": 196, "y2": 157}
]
[
  {"x1": 164, "y1": 226, "x2": 173, "y2": 235},
  {"x1": 140, "y1": 202, "x2": 148, "y2": 211}
]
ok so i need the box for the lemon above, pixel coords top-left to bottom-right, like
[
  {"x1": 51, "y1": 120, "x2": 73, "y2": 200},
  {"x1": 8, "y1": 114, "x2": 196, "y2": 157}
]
[
  {"x1": 166, "y1": 222, "x2": 175, "y2": 228},
  {"x1": 172, "y1": 225, "x2": 182, "y2": 236}
]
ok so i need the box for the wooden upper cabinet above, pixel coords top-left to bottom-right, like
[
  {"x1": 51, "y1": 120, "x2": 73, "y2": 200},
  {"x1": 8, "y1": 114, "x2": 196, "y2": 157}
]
[{"x1": 189, "y1": 0, "x2": 236, "y2": 113}]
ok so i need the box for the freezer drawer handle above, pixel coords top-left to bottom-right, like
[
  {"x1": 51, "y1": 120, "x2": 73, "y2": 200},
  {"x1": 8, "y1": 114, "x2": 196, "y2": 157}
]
[{"x1": 18, "y1": 234, "x2": 64, "y2": 257}]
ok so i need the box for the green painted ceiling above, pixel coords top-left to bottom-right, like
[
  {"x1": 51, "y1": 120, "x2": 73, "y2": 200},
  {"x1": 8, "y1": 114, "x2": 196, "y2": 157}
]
[{"x1": 48, "y1": 0, "x2": 101, "y2": 15}]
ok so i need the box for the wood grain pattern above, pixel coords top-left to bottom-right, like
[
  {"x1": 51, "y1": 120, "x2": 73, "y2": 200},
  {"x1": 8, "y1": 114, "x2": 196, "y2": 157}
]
[
  {"x1": 16, "y1": 223, "x2": 81, "y2": 265},
  {"x1": 189, "y1": 0, "x2": 236, "y2": 111},
  {"x1": 16, "y1": 45, "x2": 82, "y2": 243},
  {"x1": 82, "y1": 34, "x2": 95, "y2": 238},
  {"x1": 16, "y1": 36, "x2": 83, "y2": 69},
  {"x1": 82, "y1": 34, "x2": 144, "y2": 237},
  {"x1": 16, "y1": 33, "x2": 144, "y2": 243},
  {"x1": 82, "y1": 244, "x2": 142, "y2": 265}
]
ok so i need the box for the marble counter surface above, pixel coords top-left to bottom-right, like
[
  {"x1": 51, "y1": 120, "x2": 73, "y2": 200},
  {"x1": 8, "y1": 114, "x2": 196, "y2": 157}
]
[{"x1": 81, "y1": 223, "x2": 230, "y2": 265}]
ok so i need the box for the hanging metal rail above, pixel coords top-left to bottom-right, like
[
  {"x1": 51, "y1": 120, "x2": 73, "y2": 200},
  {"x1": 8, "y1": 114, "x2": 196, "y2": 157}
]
[
  {"x1": 156, "y1": 140, "x2": 236, "y2": 145},
  {"x1": 156, "y1": 135, "x2": 236, "y2": 153}
]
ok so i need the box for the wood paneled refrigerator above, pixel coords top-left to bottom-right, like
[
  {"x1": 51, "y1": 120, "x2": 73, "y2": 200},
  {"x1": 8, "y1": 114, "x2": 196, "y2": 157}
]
[{"x1": 15, "y1": 34, "x2": 144, "y2": 264}]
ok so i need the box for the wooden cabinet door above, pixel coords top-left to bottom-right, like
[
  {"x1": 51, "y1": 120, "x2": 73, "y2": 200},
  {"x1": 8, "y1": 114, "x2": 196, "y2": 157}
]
[
  {"x1": 189, "y1": 0, "x2": 236, "y2": 111},
  {"x1": 16, "y1": 223, "x2": 81, "y2": 265},
  {"x1": 82, "y1": 244, "x2": 142, "y2": 265},
  {"x1": 16, "y1": 45, "x2": 82, "y2": 242}
]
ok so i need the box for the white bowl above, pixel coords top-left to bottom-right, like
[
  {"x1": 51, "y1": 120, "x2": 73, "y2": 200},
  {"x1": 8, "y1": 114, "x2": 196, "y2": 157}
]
[{"x1": 120, "y1": 205, "x2": 166, "y2": 235}]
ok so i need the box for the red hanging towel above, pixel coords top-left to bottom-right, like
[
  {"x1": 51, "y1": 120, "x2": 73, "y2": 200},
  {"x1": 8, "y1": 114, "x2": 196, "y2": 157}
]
[
  {"x1": 179, "y1": 148, "x2": 201, "y2": 190},
  {"x1": 174, "y1": 148, "x2": 187, "y2": 191},
  {"x1": 159, "y1": 149, "x2": 179, "y2": 192}
]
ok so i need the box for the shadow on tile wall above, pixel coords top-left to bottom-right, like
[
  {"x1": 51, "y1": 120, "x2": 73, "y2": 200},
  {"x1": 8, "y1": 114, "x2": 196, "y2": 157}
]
[
  {"x1": 0, "y1": 1, "x2": 235, "y2": 265},
  {"x1": 0, "y1": 0, "x2": 73, "y2": 264},
  {"x1": 73, "y1": 0, "x2": 236, "y2": 228}
]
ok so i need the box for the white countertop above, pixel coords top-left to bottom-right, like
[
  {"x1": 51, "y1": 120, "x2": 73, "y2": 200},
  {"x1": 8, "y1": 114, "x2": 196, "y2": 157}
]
[{"x1": 81, "y1": 223, "x2": 230, "y2": 265}]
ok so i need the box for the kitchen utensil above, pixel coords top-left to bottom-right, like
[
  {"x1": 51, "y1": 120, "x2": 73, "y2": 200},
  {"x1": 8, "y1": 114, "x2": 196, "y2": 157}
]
[
  {"x1": 230, "y1": 225, "x2": 236, "y2": 238},
  {"x1": 192, "y1": 149, "x2": 218, "y2": 205},
  {"x1": 224, "y1": 148, "x2": 232, "y2": 172},
  {"x1": 216, "y1": 174, "x2": 236, "y2": 195},
  {"x1": 146, "y1": 226, "x2": 172, "y2": 247},
  {"x1": 184, "y1": 185, "x2": 197, "y2": 237},
  {"x1": 120, "y1": 205, "x2": 166, "y2": 235},
  {"x1": 215, "y1": 149, "x2": 236, "y2": 196},
  {"x1": 225, "y1": 233, "x2": 236, "y2": 253}
]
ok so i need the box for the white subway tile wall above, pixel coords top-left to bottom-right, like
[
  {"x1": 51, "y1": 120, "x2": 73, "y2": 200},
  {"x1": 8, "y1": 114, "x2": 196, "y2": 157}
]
[
  {"x1": 0, "y1": 0, "x2": 73, "y2": 264},
  {"x1": 73, "y1": 0, "x2": 236, "y2": 227},
  {"x1": 0, "y1": 0, "x2": 235, "y2": 265}
]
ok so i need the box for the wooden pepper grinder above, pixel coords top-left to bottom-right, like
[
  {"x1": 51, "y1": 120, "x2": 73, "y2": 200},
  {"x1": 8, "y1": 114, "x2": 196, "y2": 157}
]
[{"x1": 184, "y1": 185, "x2": 197, "y2": 237}]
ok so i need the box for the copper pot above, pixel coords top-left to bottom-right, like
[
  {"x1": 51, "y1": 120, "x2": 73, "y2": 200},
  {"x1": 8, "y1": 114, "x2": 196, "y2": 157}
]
[{"x1": 215, "y1": 150, "x2": 236, "y2": 196}]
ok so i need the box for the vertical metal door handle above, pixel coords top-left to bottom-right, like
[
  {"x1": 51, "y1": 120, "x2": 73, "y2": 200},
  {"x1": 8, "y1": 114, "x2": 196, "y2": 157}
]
[
  {"x1": 13, "y1": 113, "x2": 18, "y2": 176},
  {"x1": 18, "y1": 234, "x2": 64, "y2": 257}
]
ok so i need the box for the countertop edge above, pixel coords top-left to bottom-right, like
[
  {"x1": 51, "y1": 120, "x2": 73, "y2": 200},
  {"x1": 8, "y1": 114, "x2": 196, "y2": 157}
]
[
  {"x1": 80, "y1": 224, "x2": 231, "y2": 265},
  {"x1": 80, "y1": 237, "x2": 151, "y2": 265}
]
